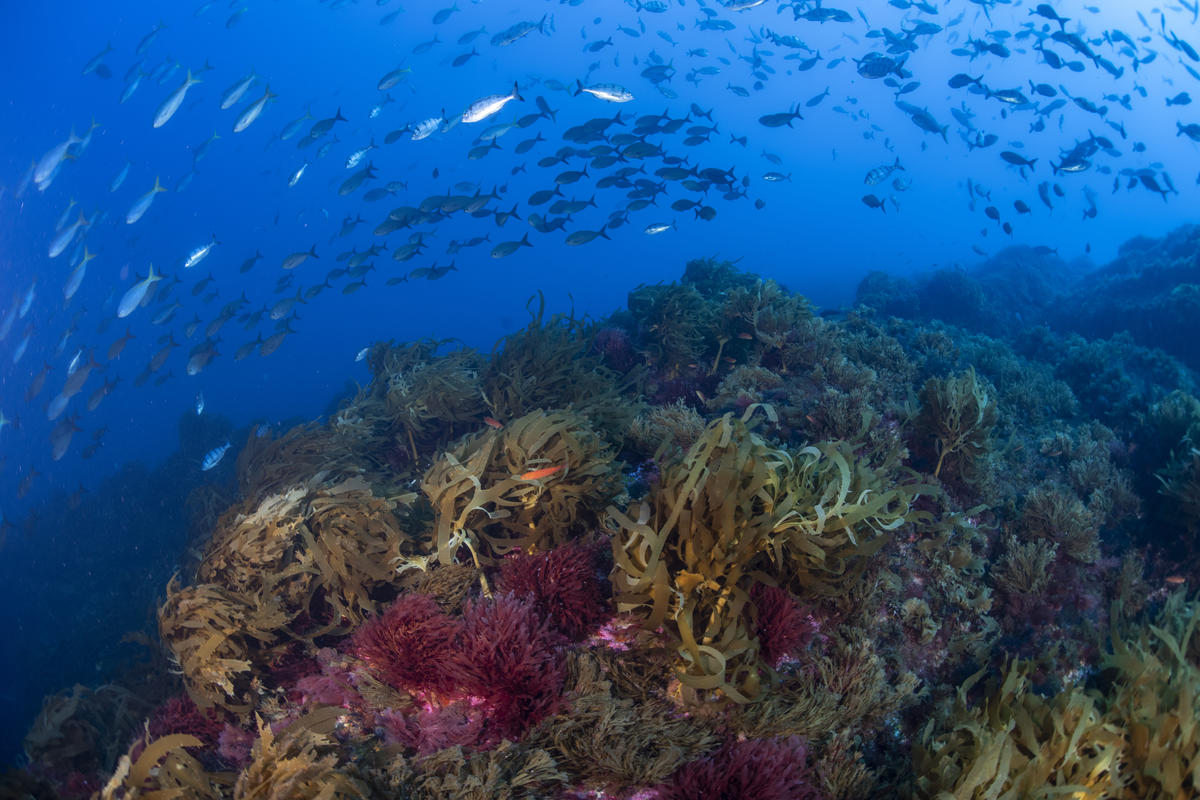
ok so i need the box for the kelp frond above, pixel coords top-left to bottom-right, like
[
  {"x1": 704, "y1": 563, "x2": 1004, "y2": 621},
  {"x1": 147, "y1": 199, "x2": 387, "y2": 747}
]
[
  {"x1": 607, "y1": 407, "x2": 920, "y2": 704},
  {"x1": 423, "y1": 409, "x2": 621, "y2": 566}
]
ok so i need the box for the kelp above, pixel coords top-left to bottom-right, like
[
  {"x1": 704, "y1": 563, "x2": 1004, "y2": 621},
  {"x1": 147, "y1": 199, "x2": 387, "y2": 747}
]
[
  {"x1": 236, "y1": 423, "x2": 367, "y2": 506},
  {"x1": 607, "y1": 408, "x2": 920, "y2": 703},
  {"x1": 1018, "y1": 482, "x2": 1101, "y2": 564},
  {"x1": 627, "y1": 399, "x2": 707, "y2": 460},
  {"x1": 719, "y1": 279, "x2": 814, "y2": 352},
  {"x1": 1103, "y1": 593, "x2": 1200, "y2": 799},
  {"x1": 1158, "y1": 446, "x2": 1200, "y2": 532},
  {"x1": 23, "y1": 683, "x2": 152, "y2": 779},
  {"x1": 627, "y1": 281, "x2": 719, "y2": 377},
  {"x1": 914, "y1": 592, "x2": 1200, "y2": 800},
  {"x1": 233, "y1": 714, "x2": 370, "y2": 800},
  {"x1": 198, "y1": 475, "x2": 419, "y2": 637},
  {"x1": 483, "y1": 292, "x2": 637, "y2": 440},
  {"x1": 913, "y1": 367, "x2": 998, "y2": 483},
  {"x1": 912, "y1": 661, "x2": 1122, "y2": 800},
  {"x1": 374, "y1": 341, "x2": 490, "y2": 461},
  {"x1": 98, "y1": 731, "x2": 231, "y2": 799},
  {"x1": 162, "y1": 476, "x2": 420, "y2": 714},
  {"x1": 423, "y1": 409, "x2": 621, "y2": 566},
  {"x1": 158, "y1": 578, "x2": 287, "y2": 714}
]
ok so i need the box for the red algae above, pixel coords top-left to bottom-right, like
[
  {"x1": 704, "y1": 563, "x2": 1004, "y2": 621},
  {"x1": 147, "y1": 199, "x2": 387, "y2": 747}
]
[
  {"x1": 458, "y1": 593, "x2": 568, "y2": 739},
  {"x1": 496, "y1": 539, "x2": 611, "y2": 640},
  {"x1": 658, "y1": 736, "x2": 825, "y2": 800},
  {"x1": 752, "y1": 584, "x2": 818, "y2": 667},
  {"x1": 351, "y1": 592, "x2": 467, "y2": 697}
]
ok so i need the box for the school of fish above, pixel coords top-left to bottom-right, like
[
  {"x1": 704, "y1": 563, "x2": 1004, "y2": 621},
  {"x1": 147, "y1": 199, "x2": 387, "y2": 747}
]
[{"x1": 3, "y1": 0, "x2": 1200, "y2": 506}]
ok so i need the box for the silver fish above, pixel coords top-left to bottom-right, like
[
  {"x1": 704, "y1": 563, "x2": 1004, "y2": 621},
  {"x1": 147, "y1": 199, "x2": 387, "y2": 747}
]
[
  {"x1": 461, "y1": 82, "x2": 524, "y2": 123},
  {"x1": 153, "y1": 69, "x2": 201, "y2": 128}
]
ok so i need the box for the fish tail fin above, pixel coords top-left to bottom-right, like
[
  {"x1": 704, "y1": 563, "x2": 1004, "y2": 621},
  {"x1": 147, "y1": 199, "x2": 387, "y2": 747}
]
[
  {"x1": 572, "y1": 80, "x2": 582, "y2": 96},
  {"x1": 335, "y1": 107, "x2": 347, "y2": 123},
  {"x1": 1029, "y1": 159, "x2": 1037, "y2": 169},
  {"x1": 599, "y1": 224, "x2": 610, "y2": 240},
  {"x1": 512, "y1": 80, "x2": 524, "y2": 102},
  {"x1": 520, "y1": 232, "x2": 531, "y2": 247},
  {"x1": 309, "y1": 245, "x2": 319, "y2": 258}
]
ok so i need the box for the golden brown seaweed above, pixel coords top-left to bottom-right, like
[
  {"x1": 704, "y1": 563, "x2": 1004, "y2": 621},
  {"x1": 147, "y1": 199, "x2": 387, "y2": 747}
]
[
  {"x1": 423, "y1": 409, "x2": 621, "y2": 566},
  {"x1": 608, "y1": 408, "x2": 919, "y2": 703}
]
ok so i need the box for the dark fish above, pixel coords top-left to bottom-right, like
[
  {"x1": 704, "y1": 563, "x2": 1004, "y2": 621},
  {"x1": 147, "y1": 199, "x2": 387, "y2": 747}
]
[
  {"x1": 432, "y1": 3, "x2": 458, "y2": 24},
  {"x1": 490, "y1": 233, "x2": 532, "y2": 258},
  {"x1": 758, "y1": 106, "x2": 803, "y2": 127},
  {"x1": 861, "y1": 194, "x2": 886, "y2": 212},
  {"x1": 452, "y1": 48, "x2": 479, "y2": 67},
  {"x1": 1031, "y1": 3, "x2": 1070, "y2": 30},
  {"x1": 1000, "y1": 151, "x2": 1037, "y2": 169},
  {"x1": 564, "y1": 226, "x2": 610, "y2": 246}
]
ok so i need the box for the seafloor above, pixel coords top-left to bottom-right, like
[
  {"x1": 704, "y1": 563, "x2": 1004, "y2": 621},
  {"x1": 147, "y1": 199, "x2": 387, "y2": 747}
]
[{"x1": 7, "y1": 227, "x2": 1200, "y2": 799}]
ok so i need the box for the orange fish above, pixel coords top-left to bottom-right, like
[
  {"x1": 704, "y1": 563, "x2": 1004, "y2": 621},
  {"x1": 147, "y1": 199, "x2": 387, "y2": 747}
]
[
  {"x1": 1166, "y1": 575, "x2": 1187, "y2": 585},
  {"x1": 483, "y1": 416, "x2": 503, "y2": 429},
  {"x1": 737, "y1": 332, "x2": 753, "y2": 340},
  {"x1": 519, "y1": 464, "x2": 565, "y2": 481}
]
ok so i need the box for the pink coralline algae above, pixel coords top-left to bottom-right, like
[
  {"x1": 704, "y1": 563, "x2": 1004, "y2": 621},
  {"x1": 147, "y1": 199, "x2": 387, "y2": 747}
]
[{"x1": 658, "y1": 736, "x2": 825, "y2": 800}]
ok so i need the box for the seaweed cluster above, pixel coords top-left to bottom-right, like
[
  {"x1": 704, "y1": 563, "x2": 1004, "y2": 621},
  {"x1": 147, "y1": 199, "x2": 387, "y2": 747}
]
[{"x1": 8, "y1": 254, "x2": 1200, "y2": 799}]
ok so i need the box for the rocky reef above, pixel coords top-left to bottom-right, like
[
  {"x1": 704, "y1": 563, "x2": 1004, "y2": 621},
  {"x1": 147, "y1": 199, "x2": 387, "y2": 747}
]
[{"x1": 6, "y1": 251, "x2": 1200, "y2": 799}]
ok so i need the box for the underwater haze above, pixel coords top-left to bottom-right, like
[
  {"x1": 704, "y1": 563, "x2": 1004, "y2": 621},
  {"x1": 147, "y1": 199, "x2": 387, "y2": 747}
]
[{"x1": 4, "y1": 0, "x2": 1200, "y2": 793}]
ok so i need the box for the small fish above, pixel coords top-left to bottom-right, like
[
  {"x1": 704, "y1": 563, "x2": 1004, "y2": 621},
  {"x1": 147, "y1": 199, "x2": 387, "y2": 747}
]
[
  {"x1": 518, "y1": 464, "x2": 565, "y2": 481},
  {"x1": 195, "y1": 392, "x2": 205, "y2": 415},
  {"x1": 461, "y1": 82, "x2": 524, "y2": 123},
  {"x1": 861, "y1": 194, "x2": 887, "y2": 212},
  {"x1": 355, "y1": 347, "x2": 369, "y2": 362},
  {"x1": 289, "y1": 162, "x2": 308, "y2": 188},
  {"x1": 219, "y1": 69, "x2": 257, "y2": 110},
  {"x1": 201, "y1": 441, "x2": 232, "y2": 471},
  {"x1": 643, "y1": 220, "x2": 676, "y2": 234},
  {"x1": 575, "y1": 81, "x2": 635, "y2": 103},
  {"x1": 864, "y1": 157, "x2": 903, "y2": 185},
  {"x1": 126, "y1": 176, "x2": 167, "y2": 224},
  {"x1": 1000, "y1": 151, "x2": 1037, "y2": 169},
  {"x1": 281, "y1": 245, "x2": 319, "y2": 270},
  {"x1": 117, "y1": 264, "x2": 162, "y2": 318},
  {"x1": 233, "y1": 85, "x2": 276, "y2": 133},
  {"x1": 153, "y1": 69, "x2": 201, "y2": 128},
  {"x1": 184, "y1": 234, "x2": 220, "y2": 268},
  {"x1": 484, "y1": 416, "x2": 504, "y2": 429},
  {"x1": 345, "y1": 138, "x2": 377, "y2": 169}
]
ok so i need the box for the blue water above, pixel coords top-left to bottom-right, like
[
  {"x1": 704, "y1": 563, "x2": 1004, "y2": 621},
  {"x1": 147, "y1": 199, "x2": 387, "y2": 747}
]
[{"x1": 1, "y1": 0, "x2": 1198, "y2": 767}]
